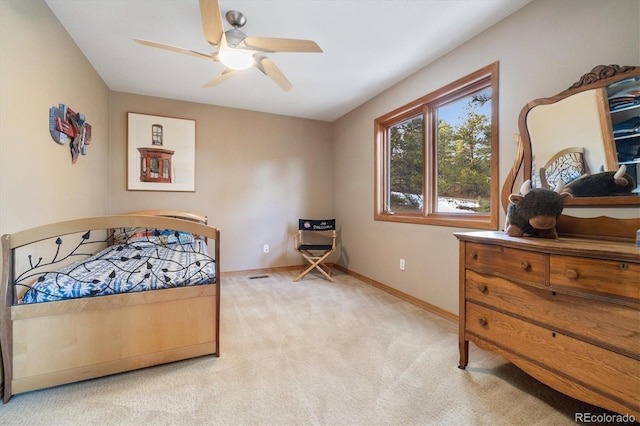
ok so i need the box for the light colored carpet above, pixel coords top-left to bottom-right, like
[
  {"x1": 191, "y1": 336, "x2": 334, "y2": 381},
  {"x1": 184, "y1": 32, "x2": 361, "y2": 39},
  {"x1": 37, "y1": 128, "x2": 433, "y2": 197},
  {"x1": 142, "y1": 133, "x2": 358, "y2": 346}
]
[{"x1": 0, "y1": 270, "x2": 612, "y2": 425}]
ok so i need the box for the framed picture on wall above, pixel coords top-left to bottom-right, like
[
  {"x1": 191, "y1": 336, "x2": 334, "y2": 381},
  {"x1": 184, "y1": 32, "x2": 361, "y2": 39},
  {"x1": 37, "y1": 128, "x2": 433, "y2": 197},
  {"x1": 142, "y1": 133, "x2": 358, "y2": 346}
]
[{"x1": 127, "y1": 112, "x2": 196, "y2": 192}]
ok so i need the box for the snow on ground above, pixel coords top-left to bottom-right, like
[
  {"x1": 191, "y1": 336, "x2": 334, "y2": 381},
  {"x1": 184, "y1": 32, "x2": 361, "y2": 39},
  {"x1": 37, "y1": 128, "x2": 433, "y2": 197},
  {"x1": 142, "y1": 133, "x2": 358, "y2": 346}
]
[
  {"x1": 391, "y1": 192, "x2": 479, "y2": 213},
  {"x1": 437, "y1": 197, "x2": 479, "y2": 212}
]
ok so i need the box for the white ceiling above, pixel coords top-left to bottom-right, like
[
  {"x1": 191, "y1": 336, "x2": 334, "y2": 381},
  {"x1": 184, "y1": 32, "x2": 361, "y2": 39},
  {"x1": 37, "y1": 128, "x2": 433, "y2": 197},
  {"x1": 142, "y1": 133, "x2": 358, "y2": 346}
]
[{"x1": 45, "y1": 0, "x2": 530, "y2": 122}]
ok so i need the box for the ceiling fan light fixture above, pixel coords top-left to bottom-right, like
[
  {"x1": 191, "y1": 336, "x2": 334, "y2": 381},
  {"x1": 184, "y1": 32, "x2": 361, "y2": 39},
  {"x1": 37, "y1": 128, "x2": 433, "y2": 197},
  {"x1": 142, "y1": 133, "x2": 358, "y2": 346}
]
[
  {"x1": 219, "y1": 48, "x2": 253, "y2": 70},
  {"x1": 134, "y1": 1, "x2": 321, "y2": 90}
]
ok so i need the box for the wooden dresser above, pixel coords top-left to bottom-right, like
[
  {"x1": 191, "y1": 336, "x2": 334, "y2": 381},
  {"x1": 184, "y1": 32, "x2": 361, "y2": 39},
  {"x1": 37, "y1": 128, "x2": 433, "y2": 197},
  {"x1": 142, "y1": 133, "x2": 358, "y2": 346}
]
[{"x1": 455, "y1": 231, "x2": 639, "y2": 417}]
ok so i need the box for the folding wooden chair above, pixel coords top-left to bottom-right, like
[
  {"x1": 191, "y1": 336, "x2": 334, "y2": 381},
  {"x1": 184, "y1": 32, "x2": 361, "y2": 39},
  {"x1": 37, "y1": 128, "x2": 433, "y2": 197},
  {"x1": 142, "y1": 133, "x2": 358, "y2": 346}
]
[{"x1": 293, "y1": 219, "x2": 337, "y2": 282}]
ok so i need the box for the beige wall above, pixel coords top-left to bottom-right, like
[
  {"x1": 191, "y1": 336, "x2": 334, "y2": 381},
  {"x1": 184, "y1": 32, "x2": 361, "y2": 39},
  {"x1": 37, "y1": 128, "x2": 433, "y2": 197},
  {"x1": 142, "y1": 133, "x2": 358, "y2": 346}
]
[
  {"x1": 332, "y1": 0, "x2": 640, "y2": 315},
  {"x1": 108, "y1": 92, "x2": 333, "y2": 272},
  {"x1": 0, "y1": 0, "x2": 110, "y2": 234}
]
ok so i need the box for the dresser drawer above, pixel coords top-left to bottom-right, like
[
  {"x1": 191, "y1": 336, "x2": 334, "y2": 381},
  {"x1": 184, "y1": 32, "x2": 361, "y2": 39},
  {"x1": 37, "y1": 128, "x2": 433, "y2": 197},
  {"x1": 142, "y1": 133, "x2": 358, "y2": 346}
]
[
  {"x1": 465, "y1": 242, "x2": 545, "y2": 285},
  {"x1": 549, "y1": 255, "x2": 640, "y2": 300},
  {"x1": 465, "y1": 302, "x2": 640, "y2": 409},
  {"x1": 465, "y1": 270, "x2": 640, "y2": 355}
]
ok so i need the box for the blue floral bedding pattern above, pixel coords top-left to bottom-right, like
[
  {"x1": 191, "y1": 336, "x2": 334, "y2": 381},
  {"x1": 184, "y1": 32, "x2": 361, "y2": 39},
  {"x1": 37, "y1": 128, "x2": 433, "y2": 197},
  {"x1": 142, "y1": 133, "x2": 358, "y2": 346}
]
[{"x1": 19, "y1": 235, "x2": 216, "y2": 304}]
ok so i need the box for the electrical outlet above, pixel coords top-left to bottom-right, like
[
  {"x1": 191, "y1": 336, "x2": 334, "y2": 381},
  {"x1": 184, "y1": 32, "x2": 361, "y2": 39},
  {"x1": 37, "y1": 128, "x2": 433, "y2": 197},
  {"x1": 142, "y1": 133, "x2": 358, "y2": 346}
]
[
  {"x1": 400, "y1": 259, "x2": 406, "y2": 270},
  {"x1": 263, "y1": 244, "x2": 269, "y2": 253}
]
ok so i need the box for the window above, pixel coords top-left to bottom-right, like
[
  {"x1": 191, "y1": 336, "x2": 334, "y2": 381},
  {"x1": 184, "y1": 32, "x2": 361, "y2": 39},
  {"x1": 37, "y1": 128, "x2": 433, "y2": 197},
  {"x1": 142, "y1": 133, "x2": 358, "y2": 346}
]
[
  {"x1": 152, "y1": 124, "x2": 163, "y2": 145},
  {"x1": 374, "y1": 62, "x2": 499, "y2": 229}
]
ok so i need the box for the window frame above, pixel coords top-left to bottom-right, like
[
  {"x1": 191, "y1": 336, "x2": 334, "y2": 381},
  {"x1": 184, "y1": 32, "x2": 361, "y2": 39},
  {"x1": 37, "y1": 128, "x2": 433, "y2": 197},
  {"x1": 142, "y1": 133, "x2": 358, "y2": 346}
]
[{"x1": 374, "y1": 62, "x2": 499, "y2": 229}]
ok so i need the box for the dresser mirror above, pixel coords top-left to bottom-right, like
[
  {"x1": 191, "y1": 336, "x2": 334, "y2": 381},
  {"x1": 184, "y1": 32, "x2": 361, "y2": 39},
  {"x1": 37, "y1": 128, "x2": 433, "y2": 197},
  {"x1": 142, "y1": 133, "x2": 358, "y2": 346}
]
[{"x1": 517, "y1": 64, "x2": 640, "y2": 207}]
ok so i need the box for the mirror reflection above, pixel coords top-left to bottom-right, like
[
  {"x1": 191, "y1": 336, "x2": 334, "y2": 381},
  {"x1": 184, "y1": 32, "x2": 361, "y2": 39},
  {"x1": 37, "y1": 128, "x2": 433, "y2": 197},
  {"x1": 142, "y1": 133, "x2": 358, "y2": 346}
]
[
  {"x1": 609, "y1": 76, "x2": 640, "y2": 190},
  {"x1": 521, "y1": 65, "x2": 640, "y2": 204},
  {"x1": 528, "y1": 89, "x2": 612, "y2": 189}
]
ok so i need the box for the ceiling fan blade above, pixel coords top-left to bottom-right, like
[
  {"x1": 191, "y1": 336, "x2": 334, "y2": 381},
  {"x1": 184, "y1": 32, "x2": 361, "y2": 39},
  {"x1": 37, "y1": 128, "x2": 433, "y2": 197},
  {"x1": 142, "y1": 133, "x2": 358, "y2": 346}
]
[
  {"x1": 203, "y1": 69, "x2": 238, "y2": 88},
  {"x1": 243, "y1": 37, "x2": 322, "y2": 53},
  {"x1": 199, "y1": 0, "x2": 224, "y2": 46},
  {"x1": 255, "y1": 57, "x2": 292, "y2": 92},
  {"x1": 133, "y1": 38, "x2": 215, "y2": 61}
]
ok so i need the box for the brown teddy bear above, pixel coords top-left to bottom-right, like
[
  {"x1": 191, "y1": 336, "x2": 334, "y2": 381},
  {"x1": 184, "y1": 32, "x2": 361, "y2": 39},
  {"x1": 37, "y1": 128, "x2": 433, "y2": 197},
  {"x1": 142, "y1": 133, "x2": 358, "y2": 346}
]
[{"x1": 505, "y1": 180, "x2": 573, "y2": 239}]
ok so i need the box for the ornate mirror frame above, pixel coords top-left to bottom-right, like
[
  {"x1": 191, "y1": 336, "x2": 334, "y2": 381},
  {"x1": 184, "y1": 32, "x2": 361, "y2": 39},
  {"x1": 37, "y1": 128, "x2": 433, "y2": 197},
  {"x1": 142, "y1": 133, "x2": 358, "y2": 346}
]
[{"x1": 502, "y1": 65, "x2": 640, "y2": 240}]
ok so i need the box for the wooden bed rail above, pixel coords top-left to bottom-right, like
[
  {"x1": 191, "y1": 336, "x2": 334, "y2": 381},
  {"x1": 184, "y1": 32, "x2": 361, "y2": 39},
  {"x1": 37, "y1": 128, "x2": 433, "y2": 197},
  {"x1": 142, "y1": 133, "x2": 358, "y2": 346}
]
[
  {"x1": 124, "y1": 209, "x2": 208, "y2": 224},
  {"x1": 4, "y1": 214, "x2": 219, "y2": 250}
]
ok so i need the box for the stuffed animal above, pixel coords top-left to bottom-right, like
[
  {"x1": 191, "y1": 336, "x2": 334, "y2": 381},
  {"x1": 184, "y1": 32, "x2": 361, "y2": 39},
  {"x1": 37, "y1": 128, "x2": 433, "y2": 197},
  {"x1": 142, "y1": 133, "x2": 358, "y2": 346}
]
[
  {"x1": 565, "y1": 165, "x2": 636, "y2": 197},
  {"x1": 505, "y1": 180, "x2": 572, "y2": 239}
]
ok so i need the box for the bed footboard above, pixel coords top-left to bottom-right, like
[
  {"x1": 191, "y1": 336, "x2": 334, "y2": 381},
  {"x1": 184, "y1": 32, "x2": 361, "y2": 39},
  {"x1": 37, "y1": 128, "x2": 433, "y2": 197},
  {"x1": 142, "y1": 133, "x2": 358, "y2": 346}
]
[{"x1": 10, "y1": 285, "x2": 217, "y2": 396}]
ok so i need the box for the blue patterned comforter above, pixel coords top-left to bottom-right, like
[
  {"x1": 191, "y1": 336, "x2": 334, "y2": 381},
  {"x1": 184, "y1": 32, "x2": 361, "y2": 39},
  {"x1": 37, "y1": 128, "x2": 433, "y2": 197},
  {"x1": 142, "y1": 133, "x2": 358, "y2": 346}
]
[{"x1": 20, "y1": 237, "x2": 216, "y2": 304}]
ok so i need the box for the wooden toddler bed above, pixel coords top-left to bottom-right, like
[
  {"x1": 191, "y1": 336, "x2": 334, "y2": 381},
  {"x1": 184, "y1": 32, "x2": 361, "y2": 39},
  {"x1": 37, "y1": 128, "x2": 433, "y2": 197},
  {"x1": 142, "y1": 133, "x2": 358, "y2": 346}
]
[{"x1": 0, "y1": 210, "x2": 220, "y2": 403}]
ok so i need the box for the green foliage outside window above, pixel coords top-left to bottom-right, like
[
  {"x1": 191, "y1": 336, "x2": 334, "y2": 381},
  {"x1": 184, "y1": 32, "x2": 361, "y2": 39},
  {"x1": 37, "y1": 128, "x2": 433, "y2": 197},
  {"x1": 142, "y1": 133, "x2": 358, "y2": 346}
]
[
  {"x1": 388, "y1": 94, "x2": 491, "y2": 213},
  {"x1": 389, "y1": 116, "x2": 424, "y2": 211},
  {"x1": 436, "y1": 96, "x2": 492, "y2": 212}
]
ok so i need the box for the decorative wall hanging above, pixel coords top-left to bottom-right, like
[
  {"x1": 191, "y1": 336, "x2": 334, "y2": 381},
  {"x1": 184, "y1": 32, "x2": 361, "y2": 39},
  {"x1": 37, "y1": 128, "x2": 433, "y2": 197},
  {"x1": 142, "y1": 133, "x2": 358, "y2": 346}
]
[
  {"x1": 49, "y1": 104, "x2": 92, "y2": 164},
  {"x1": 127, "y1": 112, "x2": 196, "y2": 192}
]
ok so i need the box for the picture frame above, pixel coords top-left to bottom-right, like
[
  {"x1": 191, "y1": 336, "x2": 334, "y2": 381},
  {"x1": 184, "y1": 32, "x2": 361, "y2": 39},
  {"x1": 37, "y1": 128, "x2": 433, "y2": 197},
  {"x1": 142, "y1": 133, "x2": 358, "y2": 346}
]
[{"x1": 127, "y1": 112, "x2": 196, "y2": 192}]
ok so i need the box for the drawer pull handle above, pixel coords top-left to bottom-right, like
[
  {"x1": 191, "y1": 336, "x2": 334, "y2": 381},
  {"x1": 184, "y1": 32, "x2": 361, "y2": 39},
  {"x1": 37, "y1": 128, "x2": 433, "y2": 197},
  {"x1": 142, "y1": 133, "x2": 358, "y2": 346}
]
[
  {"x1": 478, "y1": 284, "x2": 488, "y2": 294},
  {"x1": 478, "y1": 318, "x2": 487, "y2": 327},
  {"x1": 520, "y1": 261, "x2": 530, "y2": 271},
  {"x1": 471, "y1": 251, "x2": 478, "y2": 260},
  {"x1": 565, "y1": 269, "x2": 578, "y2": 279}
]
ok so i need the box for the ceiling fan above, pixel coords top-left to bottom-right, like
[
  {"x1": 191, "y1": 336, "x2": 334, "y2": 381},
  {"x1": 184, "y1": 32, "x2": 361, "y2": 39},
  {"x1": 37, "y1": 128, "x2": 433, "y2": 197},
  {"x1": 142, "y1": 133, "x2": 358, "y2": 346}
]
[{"x1": 133, "y1": 0, "x2": 322, "y2": 91}]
